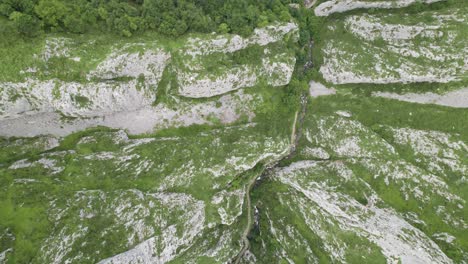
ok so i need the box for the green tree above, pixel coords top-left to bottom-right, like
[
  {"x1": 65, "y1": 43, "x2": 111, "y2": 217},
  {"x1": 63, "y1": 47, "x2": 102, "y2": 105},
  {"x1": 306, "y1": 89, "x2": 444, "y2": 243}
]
[
  {"x1": 218, "y1": 23, "x2": 230, "y2": 34},
  {"x1": 34, "y1": 0, "x2": 67, "y2": 28},
  {"x1": 9, "y1": 11, "x2": 42, "y2": 37},
  {"x1": 0, "y1": 0, "x2": 36, "y2": 16},
  {"x1": 64, "y1": 14, "x2": 86, "y2": 33}
]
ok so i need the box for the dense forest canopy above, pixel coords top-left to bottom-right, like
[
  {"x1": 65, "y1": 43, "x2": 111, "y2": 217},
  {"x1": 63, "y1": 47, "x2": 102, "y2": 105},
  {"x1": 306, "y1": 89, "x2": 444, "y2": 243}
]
[{"x1": 0, "y1": 0, "x2": 298, "y2": 37}]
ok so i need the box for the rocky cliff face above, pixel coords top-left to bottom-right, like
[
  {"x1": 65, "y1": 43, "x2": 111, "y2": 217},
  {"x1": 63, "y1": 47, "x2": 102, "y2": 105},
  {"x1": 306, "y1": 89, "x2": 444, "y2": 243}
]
[
  {"x1": 0, "y1": 22, "x2": 298, "y2": 137},
  {"x1": 319, "y1": 6, "x2": 467, "y2": 84},
  {"x1": 1, "y1": 2, "x2": 467, "y2": 263},
  {"x1": 176, "y1": 22, "x2": 297, "y2": 98},
  {"x1": 314, "y1": 0, "x2": 443, "y2": 16}
]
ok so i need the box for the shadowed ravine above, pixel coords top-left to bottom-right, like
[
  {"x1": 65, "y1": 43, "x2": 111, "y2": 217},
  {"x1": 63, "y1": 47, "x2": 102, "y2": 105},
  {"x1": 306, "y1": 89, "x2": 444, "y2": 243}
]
[{"x1": 232, "y1": 95, "x2": 308, "y2": 263}]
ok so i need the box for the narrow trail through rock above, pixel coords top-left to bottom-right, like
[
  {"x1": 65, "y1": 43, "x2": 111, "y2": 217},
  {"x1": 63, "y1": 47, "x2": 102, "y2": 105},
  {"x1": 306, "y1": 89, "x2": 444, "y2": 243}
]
[{"x1": 231, "y1": 95, "x2": 307, "y2": 263}]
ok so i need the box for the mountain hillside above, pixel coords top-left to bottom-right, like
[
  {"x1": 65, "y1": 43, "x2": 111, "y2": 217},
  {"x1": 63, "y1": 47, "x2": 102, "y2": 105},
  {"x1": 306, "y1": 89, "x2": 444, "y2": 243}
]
[{"x1": 0, "y1": 0, "x2": 467, "y2": 263}]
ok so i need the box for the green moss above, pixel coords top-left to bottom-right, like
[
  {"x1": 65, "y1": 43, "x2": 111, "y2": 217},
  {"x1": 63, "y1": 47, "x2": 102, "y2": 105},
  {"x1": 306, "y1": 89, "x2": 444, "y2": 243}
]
[{"x1": 71, "y1": 94, "x2": 91, "y2": 108}]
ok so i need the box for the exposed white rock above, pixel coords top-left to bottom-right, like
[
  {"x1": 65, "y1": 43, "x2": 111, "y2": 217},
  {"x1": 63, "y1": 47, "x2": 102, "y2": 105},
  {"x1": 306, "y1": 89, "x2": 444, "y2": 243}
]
[
  {"x1": 436, "y1": 206, "x2": 468, "y2": 229},
  {"x1": 0, "y1": 248, "x2": 12, "y2": 263},
  {"x1": 347, "y1": 15, "x2": 440, "y2": 42},
  {"x1": 391, "y1": 127, "x2": 468, "y2": 176},
  {"x1": 261, "y1": 54, "x2": 296, "y2": 87},
  {"x1": 404, "y1": 212, "x2": 427, "y2": 226},
  {"x1": 83, "y1": 151, "x2": 116, "y2": 160},
  {"x1": 265, "y1": 211, "x2": 317, "y2": 263},
  {"x1": 358, "y1": 158, "x2": 462, "y2": 203},
  {"x1": 302, "y1": 146, "x2": 330, "y2": 160},
  {"x1": 335, "y1": 110, "x2": 351, "y2": 117},
  {"x1": 212, "y1": 188, "x2": 246, "y2": 225},
  {"x1": 41, "y1": 190, "x2": 205, "y2": 264},
  {"x1": 1, "y1": 40, "x2": 171, "y2": 123},
  {"x1": 9, "y1": 155, "x2": 64, "y2": 174},
  {"x1": 305, "y1": 116, "x2": 396, "y2": 158},
  {"x1": 39, "y1": 224, "x2": 89, "y2": 264},
  {"x1": 309, "y1": 81, "x2": 336, "y2": 97},
  {"x1": 305, "y1": 0, "x2": 319, "y2": 8},
  {"x1": 315, "y1": 0, "x2": 442, "y2": 17},
  {"x1": 97, "y1": 192, "x2": 205, "y2": 264},
  {"x1": 88, "y1": 45, "x2": 170, "y2": 84},
  {"x1": 13, "y1": 178, "x2": 40, "y2": 183},
  {"x1": 36, "y1": 158, "x2": 64, "y2": 174},
  {"x1": 0, "y1": 90, "x2": 257, "y2": 137},
  {"x1": 184, "y1": 22, "x2": 298, "y2": 57},
  {"x1": 320, "y1": 11, "x2": 466, "y2": 84},
  {"x1": 0, "y1": 78, "x2": 156, "y2": 119},
  {"x1": 176, "y1": 22, "x2": 297, "y2": 98},
  {"x1": 373, "y1": 88, "x2": 468, "y2": 108},
  {"x1": 122, "y1": 138, "x2": 156, "y2": 152},
  {"x1": 1, "y1": 22, "x2": 296, "y2": 133},
  {"x1": 196, "y1": 229, "x2": 241, "y2": 262},
  {"x1": 42, "y1": 37, "x2": 72, "y2": 61},
  {"x1": 177, "y1": 65, "x2": 257, "y2": 98},
  {"x1": 275, "y1": 161, "x2": 453, "y2": 264},
  {"x1": 0, "y1": 94, "x2": 31, "y2": 118},
  {"x1": 433, "y1": 233, "x2": 456, "y2": 244},
  {"x1": 177, "y1": 53, "x2": 295, "y2": 98},
  {"x1": 0, "y1": 23, "x2": 299, "y2": 143},
  {"x1": 8, "y1": 159, "x2": 33, "y2": 169}
]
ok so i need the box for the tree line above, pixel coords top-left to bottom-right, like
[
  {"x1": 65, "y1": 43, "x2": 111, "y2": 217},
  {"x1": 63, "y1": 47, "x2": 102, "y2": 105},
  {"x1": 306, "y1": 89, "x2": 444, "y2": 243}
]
[{"x1": 0, "y1": 0, "x2": 295, "y2": 37}]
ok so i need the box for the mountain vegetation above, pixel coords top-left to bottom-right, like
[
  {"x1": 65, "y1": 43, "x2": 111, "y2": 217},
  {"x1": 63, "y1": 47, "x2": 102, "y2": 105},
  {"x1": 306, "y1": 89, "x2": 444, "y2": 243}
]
[{"x1": 0, "y1": 0, "x2": 295, "y2": 37}]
